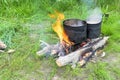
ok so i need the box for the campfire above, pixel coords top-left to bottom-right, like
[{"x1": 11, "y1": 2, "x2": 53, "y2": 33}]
[{"x1": 37, "y1": 10, "x2": 109, "y2": 68}]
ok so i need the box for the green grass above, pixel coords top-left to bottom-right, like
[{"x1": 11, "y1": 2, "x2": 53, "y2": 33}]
[
  {"x1": 87, "y1": 62, "x2": 113, "y2": 80},
  {"x1": 0, "y1": 0, "x2": 120, "y2": 80}
]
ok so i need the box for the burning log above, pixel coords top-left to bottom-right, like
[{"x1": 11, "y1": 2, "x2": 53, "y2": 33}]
[
  {"x1": 56, "y1": 37, "x2": 109, "y2": 67},
  {"x1": 56, "y1": 46, "x2": 90, "y2": 67}
]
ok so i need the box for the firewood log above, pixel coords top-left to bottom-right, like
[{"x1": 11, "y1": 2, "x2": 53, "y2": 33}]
[
  {"x1": 56, "y1": 37, "x2": 109, "y2": 67},
  {"x1": 0, "y1": 41, "x2": 7, "y2": 50},
  {"x1": 36, "y1": 42, "x2": 66, "y2": 57},
  {"x1": 37, "y1": 43, "x2": 58, "y2": 56},
  {"x1": 56, "y1": 47, "x2": 91, "y2": 67}
]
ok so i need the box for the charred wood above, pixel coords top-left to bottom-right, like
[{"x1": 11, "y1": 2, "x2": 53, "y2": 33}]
[{"x1": 56, "y1": 37, "x2": 109, "y2": 67}]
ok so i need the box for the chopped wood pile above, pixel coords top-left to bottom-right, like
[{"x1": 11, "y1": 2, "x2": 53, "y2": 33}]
[{"x1": 37, "y1": 37, "x2": 109, "y2": 68}]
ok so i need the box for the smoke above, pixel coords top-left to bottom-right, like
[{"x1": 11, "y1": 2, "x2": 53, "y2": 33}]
[
  {"x1": 81, "y1": 0, "x2": 102, "y2": 24},
  {"x1": 81, "y1": 0, "x2": 95, "y2": 9},
  {"x1": 87, "y1": 7, "x2": 102, "y2": 24}
]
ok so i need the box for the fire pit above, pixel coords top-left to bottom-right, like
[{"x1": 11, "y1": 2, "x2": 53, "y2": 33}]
[{"x1": 37, "y1": 11, "x2": 109, "y2": 68}]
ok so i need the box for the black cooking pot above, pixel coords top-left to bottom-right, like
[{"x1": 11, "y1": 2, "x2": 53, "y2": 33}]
[
  {"x1": 87, "y1": 21, "x2": 102, "y2": 39},
  {"x1": 63, "y1": 19, "x2": 87, "y2": 44}
]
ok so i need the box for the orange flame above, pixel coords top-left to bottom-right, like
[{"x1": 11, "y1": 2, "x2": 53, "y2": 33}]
[{"x1": 49, "y1": 11, "x2": 73, "y2": 45}]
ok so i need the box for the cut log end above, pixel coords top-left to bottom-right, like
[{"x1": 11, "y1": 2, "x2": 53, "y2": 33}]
[
  {"x1": 79, "y1": 60, "x2": 86, "y2": 66},
  {"x1": 56, "y1": 60, "x2": 63, "y2": 67},
  {"x1": 0, "y1": 41, "x2": 7, "y2": 50}
]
